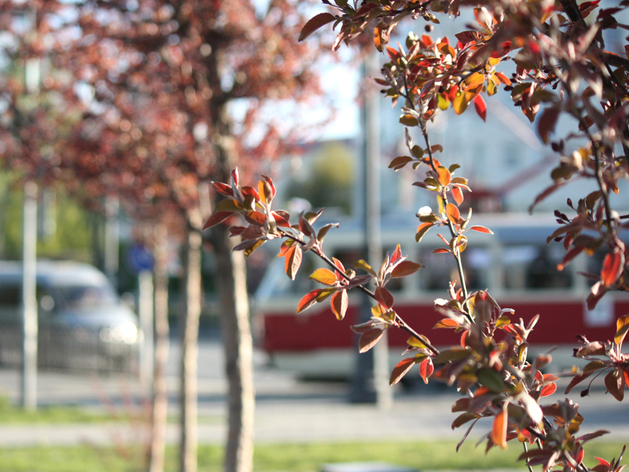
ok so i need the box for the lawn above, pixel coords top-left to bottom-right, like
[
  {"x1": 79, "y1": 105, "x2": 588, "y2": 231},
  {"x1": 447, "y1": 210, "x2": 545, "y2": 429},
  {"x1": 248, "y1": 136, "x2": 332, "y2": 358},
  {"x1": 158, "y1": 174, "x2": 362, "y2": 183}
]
[{"x1": 0, "y1": 439, "x2": 624, "y2": 472}]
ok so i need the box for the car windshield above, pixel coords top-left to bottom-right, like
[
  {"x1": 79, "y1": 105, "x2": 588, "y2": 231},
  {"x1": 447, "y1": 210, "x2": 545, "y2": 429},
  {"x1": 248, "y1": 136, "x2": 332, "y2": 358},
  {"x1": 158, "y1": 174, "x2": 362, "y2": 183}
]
[{"x1": 53, "y1": 285, "x2": 118, "y2": 309}]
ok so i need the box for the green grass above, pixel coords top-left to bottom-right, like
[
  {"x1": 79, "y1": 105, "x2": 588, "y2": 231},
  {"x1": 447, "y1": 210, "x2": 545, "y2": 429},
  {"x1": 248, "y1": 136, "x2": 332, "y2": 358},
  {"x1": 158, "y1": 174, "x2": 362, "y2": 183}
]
[
  {"x1": 0, "y1": 439, "x2": 625, "y2": 471},
  {"x1": 0, "y1": 397, "x2": 110, "y2": 424}
]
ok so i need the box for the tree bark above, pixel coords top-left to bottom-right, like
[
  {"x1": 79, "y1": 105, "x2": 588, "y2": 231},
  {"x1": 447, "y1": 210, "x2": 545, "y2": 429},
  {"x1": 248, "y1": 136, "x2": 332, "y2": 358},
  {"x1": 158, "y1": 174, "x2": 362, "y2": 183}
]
[
  {"x1": 148, "y1": 223, "x2": 170, "y2": 472},
  {"x1": 179, "y1": 220, "x2": 203, "y2": 472},
  {"x1": 213, "y1": 224, "x2": 255, "y2": 472}
]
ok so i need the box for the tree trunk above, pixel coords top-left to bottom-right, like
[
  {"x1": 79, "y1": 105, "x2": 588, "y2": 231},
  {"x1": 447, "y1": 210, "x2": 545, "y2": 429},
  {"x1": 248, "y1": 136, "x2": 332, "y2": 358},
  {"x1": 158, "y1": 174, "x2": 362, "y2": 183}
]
[
  {"x1": 179, "y1": 220, "x2": 203, "y2": 472},
  {"x1": 213, "y1": 224, "x2": 254, "y2": 472},
  {"x1": 148, "y1": 224, "x2": 170, "y2": 472}
]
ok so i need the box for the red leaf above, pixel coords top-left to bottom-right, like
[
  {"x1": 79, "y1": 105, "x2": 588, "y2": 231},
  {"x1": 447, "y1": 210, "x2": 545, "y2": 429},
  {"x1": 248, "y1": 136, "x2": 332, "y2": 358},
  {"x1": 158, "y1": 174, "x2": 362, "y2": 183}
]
[
  {"x1": 240, "y1": 186, "x2": 260, "y2": 202},
  {"x1": 601, "y1": 250, "x2": 624, "y2": 287},
  {"x1": 203, "y1": 211, "x2": 234, "y2": 230},
  {"x1": 299, "y1": 12, "x2": 336, "y2": 41},
  {"x1": 375, "y1": 286, "x2": 394, "y2": 309},
  {"x1": 390, "y1": 244, "x2": 403, "y2": 264},
  {"x1": 419, "y1": 357, "x2": 434, "y2": 384},
  {"x1": 537, "y1": 107, "x2": 560, "y2": 144},
  {"x1": 604, "y1": 370, "x2": 624, "y2": 401},
  {"x1": 212, "y1": 182, "x2": 234, "y2": 197},
  {"x1": 390, "y1": 358, "x2": 416, "y2": 386},
  {"x1": 391, "y1": 260, "x2": 422, "y2": 278},
  {"x1": 359, "y1": 328, "x2": 384, "y2": 353},
  {"x1": 271, "y1": 211, "x2": 291, "y2": 228},
  {"x1": 474, "y1": 94, "x2": 487, "y2": 121}
]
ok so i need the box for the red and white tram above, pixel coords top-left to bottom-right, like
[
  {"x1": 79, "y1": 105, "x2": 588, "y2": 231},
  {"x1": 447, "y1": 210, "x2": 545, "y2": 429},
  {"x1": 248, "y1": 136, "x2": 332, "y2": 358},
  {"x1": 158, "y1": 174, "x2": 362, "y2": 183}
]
[{"x1": 253, "y1": 212, "x2": 629, "y2": 378}]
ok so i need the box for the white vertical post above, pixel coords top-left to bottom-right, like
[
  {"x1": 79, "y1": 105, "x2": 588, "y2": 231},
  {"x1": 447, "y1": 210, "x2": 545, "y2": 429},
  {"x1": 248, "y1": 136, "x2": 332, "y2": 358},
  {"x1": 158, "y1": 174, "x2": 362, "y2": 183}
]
[
  {"x1": 139, "y1": 269, "x2": 154, "y2": 388},
  {"x1": 365, "y1": 49, "x2": 392, "y2": 410},
  {"x1": 105, "y1": 195, "x2": 120, "y2": 284},
  {"x1": 21, "y1": 181, "x2": 37, "y2": 411}
]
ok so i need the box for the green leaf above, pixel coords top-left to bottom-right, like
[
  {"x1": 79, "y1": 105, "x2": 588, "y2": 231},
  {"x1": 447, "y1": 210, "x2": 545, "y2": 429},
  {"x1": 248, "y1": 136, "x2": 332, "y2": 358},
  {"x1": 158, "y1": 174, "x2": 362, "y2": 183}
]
[
  {"x1": 411, "y1": 145, "x2": 424, "y2": 159},
  {"x1": 477, "y1": 368, "x2": 506, "y2": 393},
  {"x1": 400, "y1": 114, "x2": 419, "y2": 127},
  {"x1": 388, "y1": 155, "x2": 413, "y2": 170},
  {"x1": 353, "y1": 259, "x2": 376, "y2": 276}
]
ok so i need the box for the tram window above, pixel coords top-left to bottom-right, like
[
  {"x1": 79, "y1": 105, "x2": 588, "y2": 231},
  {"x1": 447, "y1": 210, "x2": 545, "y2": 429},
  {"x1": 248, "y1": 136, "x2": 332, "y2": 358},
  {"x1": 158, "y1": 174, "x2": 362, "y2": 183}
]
[
  {"x1": 417, "y1": 248, "x2": 485, "y2": 292},
  {"x1": 503, "y1": 245, "x2": 572, "y2": 290}
]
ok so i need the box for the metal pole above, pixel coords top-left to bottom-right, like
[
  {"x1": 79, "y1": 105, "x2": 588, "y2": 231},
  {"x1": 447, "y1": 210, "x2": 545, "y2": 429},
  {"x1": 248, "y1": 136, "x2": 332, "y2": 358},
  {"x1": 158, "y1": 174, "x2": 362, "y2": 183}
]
[
  {"x1": 21, "y1": 181, "x2": 37, "y2": 411},
  {"x1": 139, "y1": 269, "x2": 155, "y2": 389}
]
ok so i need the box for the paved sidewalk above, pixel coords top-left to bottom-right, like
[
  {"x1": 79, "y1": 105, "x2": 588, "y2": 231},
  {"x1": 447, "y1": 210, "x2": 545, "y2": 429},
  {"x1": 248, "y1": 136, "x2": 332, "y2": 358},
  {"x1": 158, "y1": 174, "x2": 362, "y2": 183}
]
[{"x1": 0, "y1": 339, "x2": 627, "y2": 447}]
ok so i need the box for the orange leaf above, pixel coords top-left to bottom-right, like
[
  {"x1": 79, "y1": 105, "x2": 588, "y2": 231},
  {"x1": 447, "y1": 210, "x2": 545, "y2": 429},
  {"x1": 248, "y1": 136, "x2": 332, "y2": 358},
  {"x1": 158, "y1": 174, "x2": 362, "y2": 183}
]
[
  {"x1": 495, "y1": 72, "x2": 511, "y2": 85},
  {"x1": 491, "y1": 404, "x2": 508, "y2": 449},
  {"x1": 296, "y1": 289, "x2": 323, "y2": 313},
  {"x1": 310, "y1": 268, "x2": 338, "y2": 286},
  {"x1": 446, "y1": 203, "x2": 460, "y2": 223},
  {"x1": 416, "y1": 222, "x2": 433, "y2": 243},
  {"x1": 540, "y1": 383, "x2": 557, "y2": 397},
  {"x1": 331, "y1": 290, "x2": 348, "y2": 321},
  {"x1": 452, "y1": 186, "x2": 464, "y2": 205},
  {"x1": 615, "y1": 314, "x2": 629, "y2": 348},
  {"x1": 434, "y1": 318, "x2": 460, "y2": 329},
  {"x1": 436, "y1": 166, "x2": 451, "y2": 186},
  {"x1": 374, "y1": 24, "x2": 383, "y2": 51},
  {"x1": 285, "y1": 245, "x2": 303, "y2": 280}
]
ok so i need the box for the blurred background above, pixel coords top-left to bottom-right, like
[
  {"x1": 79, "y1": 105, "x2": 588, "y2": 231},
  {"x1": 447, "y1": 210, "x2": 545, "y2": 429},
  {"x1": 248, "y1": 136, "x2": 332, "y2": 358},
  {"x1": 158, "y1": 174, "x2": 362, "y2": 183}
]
[{"x1": 0, "y1": 1, "x2": 627, "y2": 472}]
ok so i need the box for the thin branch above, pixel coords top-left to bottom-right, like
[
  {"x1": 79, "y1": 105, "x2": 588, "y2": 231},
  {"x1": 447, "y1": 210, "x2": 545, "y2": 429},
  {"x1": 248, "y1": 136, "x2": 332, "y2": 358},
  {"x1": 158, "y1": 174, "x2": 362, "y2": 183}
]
[{"x1": 277, "y1": 228, "x2": 441, "y2": 356}]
